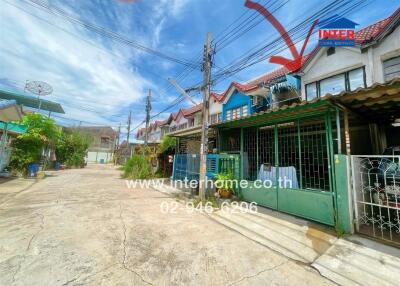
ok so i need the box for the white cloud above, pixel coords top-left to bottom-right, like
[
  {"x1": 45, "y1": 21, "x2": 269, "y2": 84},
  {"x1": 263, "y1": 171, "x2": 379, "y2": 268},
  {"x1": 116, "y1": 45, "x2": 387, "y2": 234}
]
[{"x1": 0, "y1": 0, "x2": 153, "y2": 126}]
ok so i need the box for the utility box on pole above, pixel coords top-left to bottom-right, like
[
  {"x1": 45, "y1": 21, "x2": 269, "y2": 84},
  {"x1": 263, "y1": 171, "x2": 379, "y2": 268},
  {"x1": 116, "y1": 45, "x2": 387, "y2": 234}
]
[{"x1": 199, "y1": 32, "x2": 212, "y2": 200}]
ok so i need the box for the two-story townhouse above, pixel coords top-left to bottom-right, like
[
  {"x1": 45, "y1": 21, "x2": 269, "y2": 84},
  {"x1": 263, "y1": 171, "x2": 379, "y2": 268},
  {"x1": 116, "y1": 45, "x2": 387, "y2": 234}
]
[
  {"x1": 77, "y1": 126, "x2": 117, "y2": 164},
  {"x1": 301, "y1": 8, "x2": 400, "y2": 100},
  {"x1": 208, "y1": 9, "x2": 400, "y2": 241},
  {"x1": 212, "y1": 68, "x2": 301, "y2": 123},
  {"x1": 165, "y1": 104, "x2": 203, "y2": 154},
  {"x1": 300, "y1": 8, "x2": 400, "y2": 155}
]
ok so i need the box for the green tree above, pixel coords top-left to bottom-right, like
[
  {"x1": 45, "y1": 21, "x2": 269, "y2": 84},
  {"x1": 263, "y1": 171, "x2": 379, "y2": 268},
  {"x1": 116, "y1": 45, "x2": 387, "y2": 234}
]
[
  {"x1": 158, "y1": 136, "x2": 177, "y2": 154},
  {"x1": 56, "y1": 130, "x2": 92, "y2": 168},
  {"x1": 10, "y1": 114, "x2": 61, "y2": 173}
]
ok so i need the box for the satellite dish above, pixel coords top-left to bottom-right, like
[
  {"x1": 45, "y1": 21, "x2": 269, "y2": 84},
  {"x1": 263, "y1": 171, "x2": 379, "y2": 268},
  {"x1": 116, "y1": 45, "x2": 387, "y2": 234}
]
[
  {"x1": 24, "y1": 81, "x2": 53, "y2": 112},
  {"x1": 25, "y1": 81, "x2": 53, "y2": 96}
]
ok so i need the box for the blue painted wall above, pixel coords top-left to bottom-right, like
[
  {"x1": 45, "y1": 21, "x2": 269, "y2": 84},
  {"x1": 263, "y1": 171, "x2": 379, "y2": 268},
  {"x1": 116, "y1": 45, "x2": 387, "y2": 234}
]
[
  {"x1": 222, "y1": 90, "x2": 251, "y2": 120},
  {"x1": 221, "y1": 75, "x2": 301, "y2": 120}
]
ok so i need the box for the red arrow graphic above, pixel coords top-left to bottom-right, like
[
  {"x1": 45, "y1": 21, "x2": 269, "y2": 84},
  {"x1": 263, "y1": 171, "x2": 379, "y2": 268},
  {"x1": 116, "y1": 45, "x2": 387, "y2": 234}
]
[{"x1": 245, "y1": 0, "x2": 318, "y2": 72}]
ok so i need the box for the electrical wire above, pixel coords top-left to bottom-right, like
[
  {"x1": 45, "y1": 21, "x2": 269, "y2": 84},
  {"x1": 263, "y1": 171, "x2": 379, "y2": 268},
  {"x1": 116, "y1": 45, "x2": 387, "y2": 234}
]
[{"x1": 20, "y1": 0, "x2": 199, "y2": 68}]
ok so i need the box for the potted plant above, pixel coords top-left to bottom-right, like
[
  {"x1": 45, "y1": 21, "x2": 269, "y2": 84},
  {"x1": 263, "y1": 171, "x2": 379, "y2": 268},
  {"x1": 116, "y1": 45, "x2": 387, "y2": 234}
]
[{"x1": 214, "y1": 172, "x2": 235, "y2": 199}]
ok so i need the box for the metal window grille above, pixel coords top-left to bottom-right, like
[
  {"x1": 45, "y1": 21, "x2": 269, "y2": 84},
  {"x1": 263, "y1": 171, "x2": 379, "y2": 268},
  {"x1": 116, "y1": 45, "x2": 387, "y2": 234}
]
[
  {"x1": 239, "y1": 117, "x2": 331, "y2": 191},
  {"x1": 243, "y1": 128, "x2": 258, "y2": 180},
  {"x1": 259, "y1": 127, "x2": 275, "y2": 171},
  {"x1": 299, "y1": 119, "x2": 330, "y2": 191},
  {"x1": 277, "y1": 123, "x2": 301, "y2": 188},
  {"x1": 220, "y1": 128, "x2": 240, "y2": 152}
]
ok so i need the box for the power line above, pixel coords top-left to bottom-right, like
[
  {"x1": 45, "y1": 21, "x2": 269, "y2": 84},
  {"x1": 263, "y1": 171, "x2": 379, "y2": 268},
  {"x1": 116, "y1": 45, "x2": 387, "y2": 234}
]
[
  {"x1": 19, "y1": 0, "x2": 199, "y2": 68},
  {"x1": 211, "y1": 0, "x2": 370, "y2": 85}
]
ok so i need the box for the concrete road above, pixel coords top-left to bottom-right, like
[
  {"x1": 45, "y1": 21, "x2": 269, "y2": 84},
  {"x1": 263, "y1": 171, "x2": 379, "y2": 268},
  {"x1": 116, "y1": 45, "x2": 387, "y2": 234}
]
[{"x1": 0, "y1": 165, "x2": 334, "y2": 286}]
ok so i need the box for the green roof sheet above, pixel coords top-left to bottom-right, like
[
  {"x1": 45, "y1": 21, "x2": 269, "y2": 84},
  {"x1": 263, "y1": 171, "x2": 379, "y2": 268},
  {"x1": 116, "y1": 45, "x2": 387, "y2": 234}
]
[
  {"x1": 0, "y1": 121, "x2": 27, "y2": 134},
  {"x1": 211, "y1": 99, "x2": 334, "y2": 129},
  {"x1": 0, "y1": 89, "x2": 65, "y2": 114}
]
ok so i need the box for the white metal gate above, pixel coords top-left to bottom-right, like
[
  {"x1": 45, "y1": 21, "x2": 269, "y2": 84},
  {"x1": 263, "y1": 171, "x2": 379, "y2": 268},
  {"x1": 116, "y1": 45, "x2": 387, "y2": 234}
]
[{"x1": 351, "y1": 155, "x2": 400, "y2": 244}]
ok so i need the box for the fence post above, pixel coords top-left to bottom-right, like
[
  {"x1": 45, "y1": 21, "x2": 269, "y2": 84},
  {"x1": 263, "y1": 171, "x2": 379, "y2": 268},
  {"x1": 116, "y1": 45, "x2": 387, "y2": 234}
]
[{"x1": 334, "y1": 154, "x2": 353, "y2": 234}]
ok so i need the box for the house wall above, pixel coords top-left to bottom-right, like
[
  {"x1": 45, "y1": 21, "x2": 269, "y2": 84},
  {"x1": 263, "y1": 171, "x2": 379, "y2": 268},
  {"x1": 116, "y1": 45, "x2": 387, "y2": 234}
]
[
  {"x1": 175, "y1": 113, "x2": 188, "y2": 125},
  {"x1": 87, "y1": 151, "x2": 113, "y2": 163},
  {"x1": 222, "y1": 90, "x2": 251, "y2": 120},
  {"x1": 369, "y1": 26, "x2": 400, "y2": 83},
  {"x1": 193, "y1": 112, "x2": 202, "y2": 126},
  {"x1": 149, "y1": 126, "x2": 161, "y2": 143},
  {"x1": 301, "y1": 26, "x2": 400, "y2": 99},
  {"x1": 301, "y1": 47, "x2": 365, "y2": 99},
  {"x1": 209, "y1": 97, "x2": 223, "y2": 116}
]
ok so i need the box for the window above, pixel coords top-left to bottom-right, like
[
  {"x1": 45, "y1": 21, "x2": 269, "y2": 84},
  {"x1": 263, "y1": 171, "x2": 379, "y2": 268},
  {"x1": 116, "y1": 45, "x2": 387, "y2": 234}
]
[
  {"x1": 306, "y1": 67, "x2": 366, "y2": 100},
  {"x1": 383, "y1": 56, "x2": 400, "y2": 81},
  {"x1": 209, "y1": 113, "x2": 221, "y2": 124},
  {"x1": 327, "y1": 47, "x2": 335, "y2": 56},
  {"x1": 188, "y1": 118, "x2": 194, "y2": 127},
  {"x1": 348, "y1": 68, "x2": 365, "y2": 90},
  {"x1": 178, "y1": 123, "x2": 187, "y2": 130},
  {"x1": 320, "y1": 73, "x2": 346, "y2": 96},
  {"x1": 232, "y1": 107, "x2": 240, "y2": 119},
  {"x1": 242, "y1": 105, "x2": 248, "y2": 117},
  {"x1": 101, "y1": 137, "x2": 110, "y2": 144},
  {"x1": 226, "y1": 110, "x2": 232, "y2": 121},
  {"x1": 217, "y1": 112, "x2": 222, "y2": 122},
  {"x1": 305, "y1": 82, "x2": 318, "y2": 101}
]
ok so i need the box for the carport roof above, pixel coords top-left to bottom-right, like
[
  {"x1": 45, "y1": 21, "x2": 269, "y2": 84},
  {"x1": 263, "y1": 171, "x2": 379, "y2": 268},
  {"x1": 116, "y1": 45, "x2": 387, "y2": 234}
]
[
  {"x1": 332, "y1": 77, "x2": 400, "y2": 123},
  {"x1": 0, "y1": 89, "x2": 65, "y2": 114}
]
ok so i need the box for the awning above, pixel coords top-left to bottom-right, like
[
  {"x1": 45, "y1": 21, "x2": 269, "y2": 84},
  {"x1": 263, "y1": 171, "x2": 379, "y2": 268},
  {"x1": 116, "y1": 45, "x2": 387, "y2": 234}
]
[
  {"x1": 333, "y1": 77, "x2": 400, "y2": 123},
  {"x1": 0, "y1": 122, "x2": 27, "y2": 135},
  {"x1": 211, "y1": 99, "x2": 334, "y2": 129},
  {"x1": 0, "y1": 99, "x2": 23, "y2": 122},
  {"x1": 167, "y1": 125, "x2": 202, "y2": 137},
  {"x1": 0, "y1": 89, "x2": 65, "y2": 114}
]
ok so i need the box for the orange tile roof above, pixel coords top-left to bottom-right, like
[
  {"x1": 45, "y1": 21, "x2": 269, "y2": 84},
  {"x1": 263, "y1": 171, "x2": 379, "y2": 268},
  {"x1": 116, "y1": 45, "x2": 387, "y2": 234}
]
[
  {"x1": 356, "y1": 8, "x2": 399, "y2": 44},
  {"x1": 182, "y1": 103, "x2": 203, "y2": 116}
]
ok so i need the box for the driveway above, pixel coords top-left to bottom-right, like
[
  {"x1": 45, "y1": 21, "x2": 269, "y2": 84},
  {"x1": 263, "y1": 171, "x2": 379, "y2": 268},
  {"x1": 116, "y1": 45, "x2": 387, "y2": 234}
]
[{"x1": 0, "y1": 165, "x2": 333, "y2": 286}]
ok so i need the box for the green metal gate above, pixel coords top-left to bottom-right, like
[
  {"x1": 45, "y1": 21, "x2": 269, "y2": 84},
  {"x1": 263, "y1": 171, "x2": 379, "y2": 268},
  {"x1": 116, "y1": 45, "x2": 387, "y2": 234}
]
[{"x1": 228, "y1": 114, "x2": 336, "y2": 226}]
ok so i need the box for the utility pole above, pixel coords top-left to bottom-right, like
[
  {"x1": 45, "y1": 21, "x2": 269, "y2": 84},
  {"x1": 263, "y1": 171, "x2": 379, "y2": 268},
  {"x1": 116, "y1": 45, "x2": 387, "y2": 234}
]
[
  {"x1": 144, "y1": 89, "x2": 152, "y2": 154},
  {"x1": 114, "y1": 123, "x2": 121, "y2": 165},
  {"x1": 126, "y1": 110, "x2": 132, "y2": 143},
  {"x1": 126, "y1": 111, "x2": 132, "y2": 159},
  {"x1": 199, "y1": 32, "x2": 212, "y2": 201},
  {"x1": 117, "y1": 123, "x2": 121, "y2": 147}
]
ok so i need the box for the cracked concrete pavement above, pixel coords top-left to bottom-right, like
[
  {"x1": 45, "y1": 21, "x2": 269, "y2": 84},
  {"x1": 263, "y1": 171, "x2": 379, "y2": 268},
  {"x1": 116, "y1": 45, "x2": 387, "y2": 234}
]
[{"x1": 0, "y1": 165, "x2": 335, "y2": 285}]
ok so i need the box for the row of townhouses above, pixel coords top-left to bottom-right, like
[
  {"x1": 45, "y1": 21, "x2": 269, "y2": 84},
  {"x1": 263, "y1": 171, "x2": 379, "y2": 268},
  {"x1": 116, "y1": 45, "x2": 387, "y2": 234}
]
[{"x1": 137, "y1": 9, "x2": 400, "y2": 243}]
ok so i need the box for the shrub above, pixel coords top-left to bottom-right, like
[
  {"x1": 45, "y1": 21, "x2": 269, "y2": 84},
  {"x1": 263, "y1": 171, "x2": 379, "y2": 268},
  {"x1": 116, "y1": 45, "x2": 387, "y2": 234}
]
[
  {"x1": 56, "y1": 130, "x2": 92, "y2": 168},
  {"x1": 122, "y1": 155, "x2": 153, "y2": 179},
  {"x1": 10, "y1": 114, "x2": 61, "y2": 174},
  {"x1": 158, "y1": 136, "x2": 176, "y2": 154}
]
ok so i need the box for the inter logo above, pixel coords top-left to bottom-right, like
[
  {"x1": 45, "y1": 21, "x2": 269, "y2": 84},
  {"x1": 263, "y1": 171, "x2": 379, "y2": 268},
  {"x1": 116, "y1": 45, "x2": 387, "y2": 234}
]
[{"x1": 318, "y1": 16, "x2": 358, "y2": 47}]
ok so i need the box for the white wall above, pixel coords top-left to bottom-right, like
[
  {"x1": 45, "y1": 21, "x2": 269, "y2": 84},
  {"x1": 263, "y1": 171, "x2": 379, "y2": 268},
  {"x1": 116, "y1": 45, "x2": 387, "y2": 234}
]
[
  {"x1": 369, "y1": 26, "x2": 400, "y2": 84},
  {"x1": 301, "y1": 26, "x2": 400, "y2": 99},
  {"x1": 209, "y1": 97, "x2": 223, "y2": 116},
  {"x1": 87, "y1": 151, "x2": 113, "y2": 163},
  {"x1": 301, "y1": 47, "x2": 365, "y2": 99}
]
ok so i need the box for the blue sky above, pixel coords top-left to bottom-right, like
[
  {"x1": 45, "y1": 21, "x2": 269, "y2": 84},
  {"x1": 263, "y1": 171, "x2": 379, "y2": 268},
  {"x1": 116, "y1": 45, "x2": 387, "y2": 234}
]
[{"x1": 0, "y1": 0, "x2": 399, "y2": 136}]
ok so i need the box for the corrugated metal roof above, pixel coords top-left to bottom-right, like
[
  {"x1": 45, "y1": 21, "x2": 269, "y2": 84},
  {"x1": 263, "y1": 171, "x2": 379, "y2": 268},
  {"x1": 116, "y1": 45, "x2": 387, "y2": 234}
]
[
  {"x1": 0, "y1": 121, "x2": 27, "y2": 134},
  {"x1": 0, "y1": 89, "x2": 65, "y2": 114}
]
